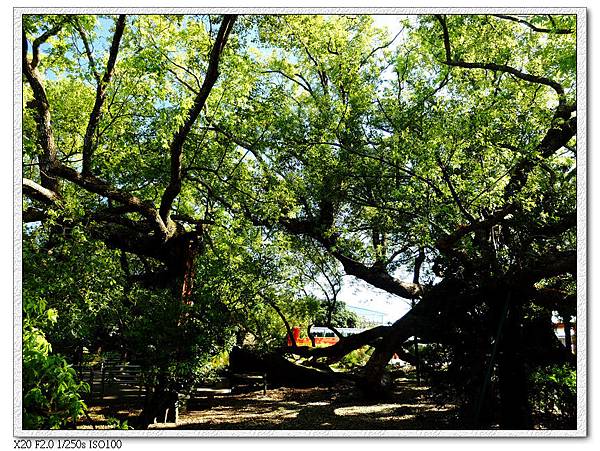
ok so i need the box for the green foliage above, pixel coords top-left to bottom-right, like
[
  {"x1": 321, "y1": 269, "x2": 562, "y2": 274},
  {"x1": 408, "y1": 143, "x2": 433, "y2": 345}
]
[
  {"x1": 22, "y1": 13, "x2": 577, "y2": 429},
  {"x1": 529, "y1": 364, "x2": 576, "y2": 424},
  {"x1": 313, "y1": 298, "x2": 360, "y2": 328},
  {"x1": 22, "y1": 298, "x2": 89, "y2": 429},
  {"x1": 22, "y1": 224, "x2": 127, "y2": 359},
  {"x1": 334, "y1": 346, "x2": 373, "y2": 370},
  {"x1": 418, "y1": 343, "x2": 453, "y2": 374},
  {"x1": 106, "y1": 417, "x2": 132, "y2": 430}
]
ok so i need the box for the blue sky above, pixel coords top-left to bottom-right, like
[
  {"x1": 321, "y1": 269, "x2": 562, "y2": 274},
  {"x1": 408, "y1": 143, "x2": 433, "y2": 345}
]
[{"x1": 33, "y1": 13, "x2": 418, "y2": 325}]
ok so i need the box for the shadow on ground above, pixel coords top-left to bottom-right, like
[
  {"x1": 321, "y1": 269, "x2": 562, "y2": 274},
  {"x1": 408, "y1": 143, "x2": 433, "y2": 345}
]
[{"x1": 164, "y1": 378, "x2": 459, "y2": 430}]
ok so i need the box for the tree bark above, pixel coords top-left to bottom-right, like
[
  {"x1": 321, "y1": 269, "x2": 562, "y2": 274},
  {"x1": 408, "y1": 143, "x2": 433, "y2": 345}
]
[
  {"x1": 137, "y1": 378, "x2": 179, "y2": 428},
  {"x1": 81, "y1": 15, "x2": 126, "y2": 175},
  {"x1": 159, "y1": 15, "x2": 237, "y2": 224},
  {"x1": 497, "y1": 298, "x2": 533, "y2": 429},
  {"x1": 229, "y1": 347, "x2": 346, "y2": 387}
]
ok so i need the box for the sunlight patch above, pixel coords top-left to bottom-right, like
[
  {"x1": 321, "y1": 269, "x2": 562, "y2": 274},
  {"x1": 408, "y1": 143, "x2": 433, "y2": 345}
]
[{"x1": 334, "y1": 404, "x2": 401, "y2": 416}]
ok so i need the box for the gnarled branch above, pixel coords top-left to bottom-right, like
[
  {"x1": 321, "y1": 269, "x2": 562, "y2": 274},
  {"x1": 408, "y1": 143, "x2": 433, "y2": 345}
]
[
  {"x1": 492, "y1": 14, "x2": 573, "y2": 35},
  {"x1": 53, "y1": 163, "x2": 169, "y2": 239},
  {"x1": 435, "y1": 15, "x2": 566, "y2": 99},
  {"x1": 81, "y1": 15, "x2": 126, "y2": 175},
  {"x1": 159, "y1": 15, "x2": 237, "y2": 224},
  {"x1": 23, "y1": 177, "x2": 59, "y2": 203},
  {"x1": 30, "y1": 20, "x2": 64, "y2": 70},
  {"x1": 23, "y1": 29, "x2": 60, "y2": 192}
]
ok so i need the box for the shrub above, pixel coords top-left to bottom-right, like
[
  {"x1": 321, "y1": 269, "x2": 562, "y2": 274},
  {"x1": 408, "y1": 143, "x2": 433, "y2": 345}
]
[
  {"x1": 335, "y1": 346, "x2": 373, "y2": 370},
  {"x1": 23, "y1": 298, "x2": 89, "y2": 429},
  {"x1": 529, "y1": 364, "x2": 576, "y2": 427}
]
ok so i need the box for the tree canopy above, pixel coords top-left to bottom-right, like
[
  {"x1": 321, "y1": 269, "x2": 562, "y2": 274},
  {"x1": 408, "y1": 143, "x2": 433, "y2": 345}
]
[{"x1": 22, "y1": 13, "x2": 577, "y2": 429}]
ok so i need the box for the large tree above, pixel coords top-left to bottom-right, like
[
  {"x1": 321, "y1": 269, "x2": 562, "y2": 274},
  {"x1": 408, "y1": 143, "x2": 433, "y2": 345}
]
[{"x1": 22, "y1": 13, "x2": 577, "y2": 428}]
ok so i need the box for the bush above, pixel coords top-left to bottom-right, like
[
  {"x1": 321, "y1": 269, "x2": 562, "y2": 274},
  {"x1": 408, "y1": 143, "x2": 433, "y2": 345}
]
[
  {"x1": 335, "y1": 346, "x2": 373, "y2": 370},
  {"x1": 529, "y1": 364, "x2": 576, "y2": 427},
  {"x1": 23, "y1": 298, "x2": 89, "y2": 429}
]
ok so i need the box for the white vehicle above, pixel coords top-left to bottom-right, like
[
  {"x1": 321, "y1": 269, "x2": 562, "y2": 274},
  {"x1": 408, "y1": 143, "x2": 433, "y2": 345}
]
[{"x1": 309, "y1": 326, "x2": 366, "y2": 337}]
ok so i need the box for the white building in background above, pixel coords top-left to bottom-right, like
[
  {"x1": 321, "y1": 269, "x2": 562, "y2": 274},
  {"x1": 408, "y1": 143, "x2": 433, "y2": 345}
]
[{"x1": 346, "y1": 305, "x2": 386, "y2": 326}]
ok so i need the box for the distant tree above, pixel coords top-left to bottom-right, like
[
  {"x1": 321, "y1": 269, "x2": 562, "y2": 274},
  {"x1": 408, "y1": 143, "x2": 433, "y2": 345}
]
[{"x1": 313, "y1": 299, "x2": 359, "y2": 329}]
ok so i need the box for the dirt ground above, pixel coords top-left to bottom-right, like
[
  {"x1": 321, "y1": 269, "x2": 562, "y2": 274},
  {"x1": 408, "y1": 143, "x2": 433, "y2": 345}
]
[{"x1": 81, "y1": 378, "x2": 459, "y2": 430}]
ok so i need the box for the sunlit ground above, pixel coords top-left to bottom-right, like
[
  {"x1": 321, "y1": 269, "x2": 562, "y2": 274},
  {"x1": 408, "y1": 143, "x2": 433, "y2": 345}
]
[{"x1": 80, "y1": 377, "x2": 459, "y2": 430}]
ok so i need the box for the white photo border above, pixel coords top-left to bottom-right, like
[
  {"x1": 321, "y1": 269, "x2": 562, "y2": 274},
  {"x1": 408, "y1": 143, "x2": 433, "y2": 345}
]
[{"x1": 13, "y1": 6, "x2": 587, "y2": 438}]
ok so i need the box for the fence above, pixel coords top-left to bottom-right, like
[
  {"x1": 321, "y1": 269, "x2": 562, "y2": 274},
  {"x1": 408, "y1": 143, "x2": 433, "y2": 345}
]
[{"x1": 76, "y1": 357, "x2": 144, "y2": 403}]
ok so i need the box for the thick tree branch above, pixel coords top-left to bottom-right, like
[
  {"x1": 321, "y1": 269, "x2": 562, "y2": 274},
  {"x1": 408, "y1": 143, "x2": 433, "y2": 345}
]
[
  {"x1": 413, "y1": 248, "x2": 425, "y2": 284},
  {"x1": 432, "y1": 15, "x2": 576, "y2": 256},
  {"x1": 23, "y1": 16, "x2": 171, "y2": 240},
  {"x1": 333, "y1": 251, "x2": 423, "y2": 299},
  {"x1": 530, "y1": 211, "x2": 576, "y2": 239},
  {"x1": 30, "y1": 21, "x2": 64, "y2": 70},
  {"x1": 532, "y1": 287, "x2": 576, "y2": 311},
  {"x1": 492, "y1": 14, "x2": 573, "y2": 35},
  {"x1": 53, "y1": 163, "x2": 169, "y2": 239},
  {"x1": 280, "y1": 217, "x2": 423, "y2": 300},
  {"x1": 289, "y1": 278, "x2": 474, "y2": 364},
  {"x1": 284, "y1": 325, "x2": 390, "y2": 361},
  {"x1": 503, "y1": 113, "x2": 576, "y2": 200},
  {"x1": 436, "y1": 204, "x2": 517, "y2": 252},
  {"x1": 23, "y1": 30, "x2": 60, "y2": 193},
  {"x1": 23, "y1": 207, "x2": 48, "y2": 223},
  {"x1": 159, "y1": 15, "x2": 237, "y2": 224},
  {"x1": 81, "y1": 15, "x2": 126, "y2": 175},
  {"x1": 517, "y1": 250, "x2": 577, "y2": 283},
  {"x1": 435, "y1": 15, "x2": 566, "y2": 99},
  {"x1": 23, "y1": 177, "x2": 60, "y2": 203}
]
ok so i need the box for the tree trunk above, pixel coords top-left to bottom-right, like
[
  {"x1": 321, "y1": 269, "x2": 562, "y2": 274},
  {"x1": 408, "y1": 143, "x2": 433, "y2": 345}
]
[
  {"x1": 360, "y1": 280, "x2": 473, "y2": 396},
  {"x1": 414, "y1": 336, "x2": 421, "y2": 385},
  {"x1": 230, "y1": 347, "x2": 346, "y2": 387},
  {"x1": 361, "y1": 345, "x2": 395, "y2": 397},
  {"x1": 137, "y1": 374, "x2": 179, "y2": 428},
  {"x1": 137, "y1": 234, "x2": 200, "y2": 429},
  {"x1": 497, "y1": 299, "x2": 533, "y2": 429}
]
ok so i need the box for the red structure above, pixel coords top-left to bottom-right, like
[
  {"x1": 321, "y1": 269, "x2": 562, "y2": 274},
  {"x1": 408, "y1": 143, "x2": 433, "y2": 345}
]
[
  {"x1": 553, "y1": 322, "x2": 577, "y2": 354},
  {"x1": 287, "y1": 326, "x2": 340, "y2": 347}
]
